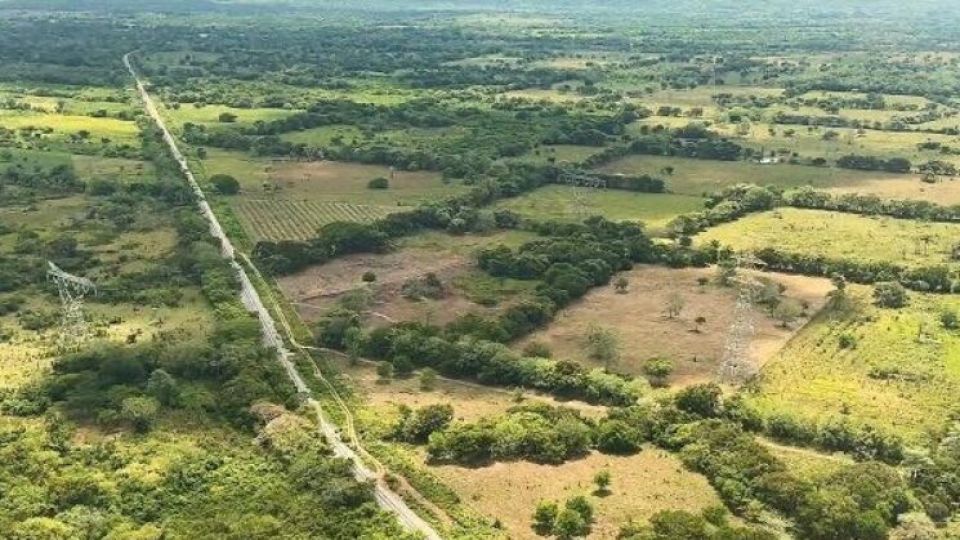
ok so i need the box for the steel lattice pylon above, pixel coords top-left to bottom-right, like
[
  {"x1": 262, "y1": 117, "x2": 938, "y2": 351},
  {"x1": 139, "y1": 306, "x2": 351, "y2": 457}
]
[
  {"x1": 717, "y1": 254, "x2": 766, "y2": 385},
  {"x1": 47, "y1": 262, "x2": 96, "y2": 350},
  {"x1": 559, "y1": 169, "x2": 606, "y2": 218}
]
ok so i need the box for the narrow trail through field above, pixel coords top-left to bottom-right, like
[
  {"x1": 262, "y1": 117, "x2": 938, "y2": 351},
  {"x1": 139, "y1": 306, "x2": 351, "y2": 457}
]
[
  {"x1": 759, "y1": 438, "x2": 853, "y2": 465},
  {"x1": 124, "y1": 52, "x2": 444, "y2": 540}
]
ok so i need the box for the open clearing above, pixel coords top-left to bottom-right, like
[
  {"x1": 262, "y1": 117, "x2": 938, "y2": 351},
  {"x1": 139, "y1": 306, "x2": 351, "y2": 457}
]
[
  {"x1": 278, "y1": 230, "x2": 537, "y2": 326},
  {"x1": 495, "y1": 185, "x2": 704, "y2": 232},
  {"x1": 823, "y1": 177, "x2": 960, "y2": 205},
  {"x1": 748, "y1": 287, "x2": 960, "y2": 445},
  {"x1": 696, "y1": 208, "x2": 960, "y2": 269},
  {"x1": 340, "y1": 358, "x2": 722, "y2": 540},
  {"x1": 595, "y1": 154, "x2": 910, "y2": 196},
  {"x1": 201, "y1": 150, "x2": 466, "y2": 205},
  {"x1": 517, "y1": 265, "x2": 833, "y2": 387},
  {"x1": 432, "y1": 449, "x2": 724, "y2": 540}
]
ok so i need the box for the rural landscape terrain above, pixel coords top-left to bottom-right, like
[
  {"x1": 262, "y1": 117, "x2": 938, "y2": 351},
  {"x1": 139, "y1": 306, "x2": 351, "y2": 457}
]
[{"x1": 4, "y1": 0, "x2": 960, "y2": 538}]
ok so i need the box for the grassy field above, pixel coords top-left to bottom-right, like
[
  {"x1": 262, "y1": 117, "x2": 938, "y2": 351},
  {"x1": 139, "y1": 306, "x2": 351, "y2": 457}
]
[
  {"x1": 507, "y1": 144, "x2": 605, "y2": 165},
  {"x1": 696, "y1": 208, "x2": 960, "y2": 269},
  {"x1": 163, "y1": 103, "x2": 300, "y2": 130},
  {"x1": 495, "y1": 185, "x2": 705, "y2": 232},
  {"x1": 200, "y1": 150, "x2": 465, "y2": 205},
  {"x1": 748, "y1": 287, "x2": 960, "y2": 444},
  {"x1": 279, "y1": 230, "x2": 538, "y2": 326},
  {"x1": 594, "y1": 155, "x2": 908, "y2": 196},
  {"x1": 517, "y1": 265, "x2": 832, "y2": 387},
  {"x1": 0, "y1": 109, "x2": 139, "y2": 142}
]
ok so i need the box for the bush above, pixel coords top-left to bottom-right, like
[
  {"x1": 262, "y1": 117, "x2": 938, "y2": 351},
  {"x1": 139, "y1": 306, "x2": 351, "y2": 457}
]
[
  {"x1": 367, "y1": 177, "x2": 389, "y2": 189},
  {"x1": 873, "y1": 281, "x2": 908, "y2": 308},
  {"x1": 361, "y1": 271, "x2": 377, "y2": 283},
  {"x1": 210, "y1": 174, "x2": 240, "y2": 195}
]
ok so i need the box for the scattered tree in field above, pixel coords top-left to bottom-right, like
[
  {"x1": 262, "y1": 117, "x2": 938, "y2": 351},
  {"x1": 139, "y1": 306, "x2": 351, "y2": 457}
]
[
  {"x1": 693, "y1": 315, "x2": 707, "y2": 332},
  {"x1": 146, "y1": 369, "x2": 179, "y2": 406},
  {"x1": 828, "y1": 274, "x2": 848, "y2": 308},
  {"x1": 376, "y1": 361, "x2": 394, "y2": 382},
  {"x1": 773, "y1": 298, "x2": 803, "y2": 328},
  {"x1": 553, "y1": 509, "x2": 587, "y2": 540},
  {"x1": 361, "y1": 271, "x2": 377, "y2": 283},
  {"x1": 344, "y1": 326, "x2": 364, "y2": 365},
  {"x1": 585, "y1": 324, "x2": 620, "y2": 368},
  {"x1": 210, "y1": 173, "x2": 240, "y2": 195},
  {"x1": 120, "y1": 396, "x2": 159, "y2": 433},
  {"x1": 593, "y1": 469, "x2": 612, "y2": 495},
  {"x1": 218, "y1": 111, "x2": 237, "y2": 122},
  {"x1": 419, "y1": 368, "x2": 438, "y2": 391},
  {"x1": 715, "y1": 258, "x2": 737, "y2": 286},
  {"x1": 614, "y1": 276, "x2": 629, "y2": 294},
  {"x1": 873, "y1": 281, "x2": 908, "y2": 308},
  {"x1": 838, "y1": 333, "x2": 857, "y2": 350},
  {"x1": 367, "y1": 177, "x2": 389, "y2": 189},
  {"x1": 523, "y1": 340, "x2": 552, "y2": 358},
  {"x1": 643, "y1": 358, "x2": 674, "y2": 387},
  {"x1": 338, "y1": 288, "x2": 373, "y2": 312},
  {"x1": 532, "y1": 500, "x2": 559, "y2": 535},
  {"x1": 941, "y1": 310, "x2": 959, "y2": 330},
  {"x1": 664, "y1": 292, "x2": 685, "y2": 319}
]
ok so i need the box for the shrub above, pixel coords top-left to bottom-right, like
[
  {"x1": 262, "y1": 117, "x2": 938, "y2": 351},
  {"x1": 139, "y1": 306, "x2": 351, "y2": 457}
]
[
  {"x1": 367, "y1": 177, "x2": 389, "y2": 189},
  {"x1": 873, "y1": 281, "x2": 908, "y2": 308},
  {"x1": 210, "y1": 174, "x2": 240, "y2": 195},
  {"x1": 361, "y1": 271, "x2": 377, "y2": 283}
]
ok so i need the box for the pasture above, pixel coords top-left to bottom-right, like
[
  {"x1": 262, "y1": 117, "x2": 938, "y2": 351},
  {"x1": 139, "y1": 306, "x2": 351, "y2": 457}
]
[
  {"x1": 495, "y1": 185, "x2": 705, "y2": 232},
  {"x1": 516, "y1": 265, "x2": 833, "y2": 387},
  {"x1": 201, "y1": 150, "x2": 465, "y2": 206},
  {"x1": 695, "y1": 208, "x2": 960, "y2": 269},
  {"x1": 748, "y1": 287, "x2": 960, "y2": 444},
  {"x1": 594, "y1": 154, "x2": 901, "y2": 196},
  {"x1": 278, "y1": 230, "x2": 538, "y2": 326}
]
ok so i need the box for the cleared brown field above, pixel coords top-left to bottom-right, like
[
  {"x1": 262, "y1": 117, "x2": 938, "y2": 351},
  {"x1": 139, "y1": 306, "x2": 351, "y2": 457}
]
[
  {"x1": 278, "y1": 231, "x2": 537, "y2": 326},
  {"x1": 339, "y1": 357, "x2": 606, "y2": 424},
  {"x1": 824, "y1": 177, "x2": 960, "y2": 205},
  {"x1": 431, "y1": 449, "x2": 725, "y2": 539},
  {"x1": 517, "y1": 266, "x2": 833, "y2": 387}
]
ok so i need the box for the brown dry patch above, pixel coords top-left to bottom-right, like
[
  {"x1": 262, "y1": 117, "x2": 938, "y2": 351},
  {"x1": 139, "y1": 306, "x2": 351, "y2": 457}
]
[
  {"x1": 339, "y1": 357, "x2": 607, "y2": 423},
  {"x1": 824, "y1": 176, "x2": 960, "y2": 205},
  {"x1": 431, "y1": 449, "x2": 724, "y2": 539},
  {"x1": 278, "y1": 247, "x2": 497, "y2": 326},
  {"x1": 518, "y1": 266, "x2": 833, "y2": 387}
]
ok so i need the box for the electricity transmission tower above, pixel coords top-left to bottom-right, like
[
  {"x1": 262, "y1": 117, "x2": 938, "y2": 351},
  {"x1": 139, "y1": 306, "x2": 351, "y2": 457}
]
[
  {"x1": 47, "y1": 262, "x2": 96, "y2": 350},
  {"x1": 559, "y1": 169, "x2": 606, "y2": 218},
  {"x1": 717, "y1": 253, "x2": 767, "y2": 385}
]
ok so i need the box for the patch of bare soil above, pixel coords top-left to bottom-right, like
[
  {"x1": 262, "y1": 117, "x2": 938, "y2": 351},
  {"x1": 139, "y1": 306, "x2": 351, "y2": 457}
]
[
  {"x1": 279, "y1": 248, "x2": 497, "y2": 326},
  {"x1": 517, "y1": 265, "x2": 833, "y2": 388}
]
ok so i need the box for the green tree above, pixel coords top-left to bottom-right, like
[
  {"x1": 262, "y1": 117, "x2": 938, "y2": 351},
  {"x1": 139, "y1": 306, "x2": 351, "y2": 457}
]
[
  {"x1": 553, "y1": 508, "x2": 588, "y2": 539},
  {"x1": 643, "y1": 358, "x2": 674, "y2": 387},
  {"x1": 532, "y1": 500, "x2": 558, "y2": 535},
  {"x1": 120, "y1": 396, "x2": 159, "y2": 433},
  {"x1": 873, "y1": 281, "x2": 908, "y2": 308},
  {"x1": 773, "y1": 298, "x2": 803, "y2": 328},
  {"x1": 146, "y1": 369, "x2": 179, "y2": 406},
  {"x1": 593, "y1": 469, "x2": 611, "y2": 495},
  {"x1": 367, "y1": 177, "x2": 389, "y2": 189},
  {"x1": 210, "y1": 174, "x2": 240, "y2": 195},
  {"x1": 419, "y1": 368, "x2": 438, "y2": 391}
]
